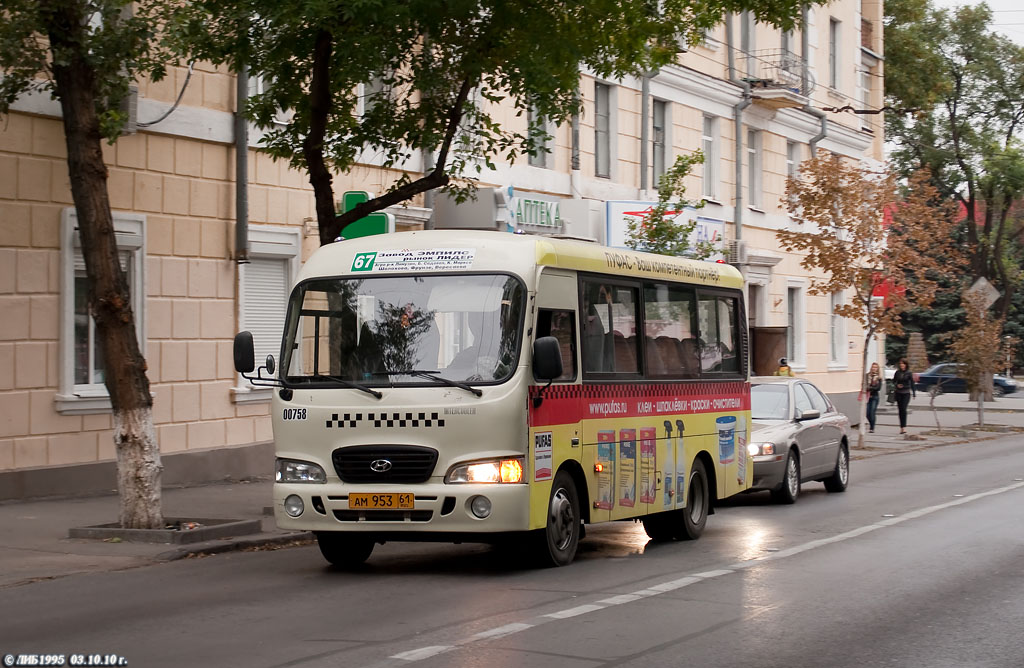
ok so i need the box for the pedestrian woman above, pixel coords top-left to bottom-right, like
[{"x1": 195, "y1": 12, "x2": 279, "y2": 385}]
[
  {"x1": 865, "y1": 362, "x2": 882, "y2": 433},
  {"x1": 892, "y1": 357, "x2": 915, "y2": 434}
]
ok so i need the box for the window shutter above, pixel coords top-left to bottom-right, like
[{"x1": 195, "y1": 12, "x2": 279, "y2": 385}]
[{"x1": 243, "y1": 258, "x2": 290, "y2": 371}]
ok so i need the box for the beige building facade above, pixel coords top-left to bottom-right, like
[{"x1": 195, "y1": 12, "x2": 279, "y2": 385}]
[{"x1": 0, "y1": 2, "x2": 883, "y2": 497}]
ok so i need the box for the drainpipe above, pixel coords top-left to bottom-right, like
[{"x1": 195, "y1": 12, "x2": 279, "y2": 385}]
[
  {"x1": 570, "y1": 89, "x2": 582, "y2": 198},
  {"x1": 726, "y1": 15, "x2": 752, "y2": 242},
  {"x1": 234, "y1": 65, "x2": 249, "y2": 263},
  {"x1": 640, "y1": 74, "x2": 650, "y2": 193},
  {"x1": 801, "y1": 6, "x2": 828, "y2": 154}
]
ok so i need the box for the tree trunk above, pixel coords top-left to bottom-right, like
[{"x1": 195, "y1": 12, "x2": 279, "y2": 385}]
[{"x1": 45, "y1": 0, "x2": 162, "y2": 528}]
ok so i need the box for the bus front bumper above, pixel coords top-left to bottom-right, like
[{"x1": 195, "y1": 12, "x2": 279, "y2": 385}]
[{"x1": 273, "y1": 482, "x2": 534, "y2": 537}]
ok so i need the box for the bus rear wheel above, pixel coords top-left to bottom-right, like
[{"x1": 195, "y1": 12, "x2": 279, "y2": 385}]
[
  {"x1": 674, "y1": 458, "x2": 708, "y2": 541},
  {"x1": 536, "y1": 471, "x2": 580, "y2": 567},
  {"x1": 316, "y1": 532, "x2": 374, "y2": 568}
]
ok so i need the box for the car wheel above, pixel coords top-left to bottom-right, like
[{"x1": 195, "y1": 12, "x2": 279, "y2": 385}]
[
  {"x1": 674, "y1": 458, "x2": 709, "y2": 540},
  {"x1": 535, "y1": 470, "x2": 580, "y2": 567},
  {"x1": 316, "y1": 532, "x2": 374, "y2": 568},
  {"x1": 993, "y1": 385, "x2": 1005, "y2": 398},
  {"x1": 823, "y1": 444, "x2": 849, "y2": 493},
  {"x1": 771, "y1": 449, "x2": 800, "y2": 504}
]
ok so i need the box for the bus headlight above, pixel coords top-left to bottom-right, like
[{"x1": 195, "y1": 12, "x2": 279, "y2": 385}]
[
  {"x1": 446, "y1": 457, "x2": 524, "y2": 484},
  {"x1": 276, "y1": 458, "x2": 327, "y2": 483}
]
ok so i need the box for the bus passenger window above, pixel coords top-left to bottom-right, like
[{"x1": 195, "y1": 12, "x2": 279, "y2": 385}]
[
  {"x1": 582, "y1": 280, "x2": 639, "y2": 375},
  {"x1": 536, "y1": 309, "x2": 576, "y2": 381}
]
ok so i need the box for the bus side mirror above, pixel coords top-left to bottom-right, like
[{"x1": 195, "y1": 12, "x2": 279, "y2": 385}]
[
  {"x1": 234, "y1": 332, "x2": 255, "y2": 373},
  {"x1": 533, "y1": 336, "x2": 563, "y2": 381}
]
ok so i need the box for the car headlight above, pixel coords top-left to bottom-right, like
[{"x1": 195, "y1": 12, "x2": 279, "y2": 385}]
[
  {"x1": 748, "y1": 442, "x2": 776, "y2": 457},
  {"x1": 275, "y1": 458, "x2": 327, "y2": 483},
  {"x1": 446, "y1": 457, "x2": 524, "y2": 484}
]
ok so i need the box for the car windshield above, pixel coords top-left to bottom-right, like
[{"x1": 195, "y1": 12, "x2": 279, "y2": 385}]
[
  {"x1": 280, "y1": 274, "x2": 525, "y2": 387},
  {"x1": 751, "y1": 384, "x2": 790, "y2": 420}
]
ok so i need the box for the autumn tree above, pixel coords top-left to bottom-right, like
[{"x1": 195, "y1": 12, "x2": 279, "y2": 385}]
[
  {"x1": 167, "y1": 0, "x2": 824, "y2": 248},
  {"x1": 0, "y1": 0, "x2": 172, "y2": 527},
  {"x1": 624, "y1": 152, "x2": 719, "y2": 260},
  {"x1": 886, "y1": 2, "x2": 1024, "y2": 323},
  {"x1": 947, "y1": 292, "x2": 1011, "y2": 428},
  {"x1": 777, "y1": 154, "x2": 963, "y2": 447}
]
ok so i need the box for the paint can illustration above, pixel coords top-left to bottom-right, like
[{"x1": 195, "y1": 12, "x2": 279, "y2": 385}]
[
  {"x1": 736, "y1": 415, "x2": 747, "y2": 484},
  {"x1": 662, "y1": 421, "x2": 675, "y2": 509},
  {"x1": 716, "y1": 415, "x2": 736, "y2": 464},
  {"x1": 674, "y1": 419, "x2": 686, "y2": 504}
]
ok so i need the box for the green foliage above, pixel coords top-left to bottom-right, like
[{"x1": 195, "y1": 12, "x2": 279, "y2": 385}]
[
  {"x1": 624, "y1": 151, "x2": 716, "y2": 259},
  {"x1": 165, "y1": 0, "x2": 825, "y2": 239},
  {"x1": 0, "y1": 0, "x2": 171, "y2": 141}
]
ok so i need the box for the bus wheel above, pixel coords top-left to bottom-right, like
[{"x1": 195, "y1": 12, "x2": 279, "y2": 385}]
[
  {"x1": 316, "y1": 532, "x2": 374, "y2": 568},
  {"x1": 642, "y1": 513, "x2": 675, "y2": 541},
  {"x1": 675, "y1": 458, "x2": 708, "y2": 541},
  {"x1": 537, "y1": 471, "x2": 580, "y2": 567}
]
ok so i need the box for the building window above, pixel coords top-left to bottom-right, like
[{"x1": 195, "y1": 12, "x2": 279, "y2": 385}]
[
  {"x1": 829, "y1": 19, "x2": 841, "y2": 89},
  {"x1": 747, "y1": 129, "x2": 762, "y2": 209},
  {"x1": 786, "y1": 284, "x2": 806, "y2": 368},
  {"x1": 652, "y1": 99, "x2": 667, "y2": 186},
  {"x1": 859, "y1": 66, "x2": 873, "y2": 131},
  {"x1": 57, "y1": 209, "x2": 145, "y2": 414},
  {"x1": 528, "y1": 104, "x2": 552, "y2": 169},
  {"x1": 595, "y1": 82, "x2": 611, "y2": 179},
  {"x1": 702, "y1": 115, "x2": 717, "y2": 200},
  {"x1": 786, "y1": 141, "x2": 799, "y2": 180},
  {"x1": 235, "y1": 226, "x2": 301, "y2": 402},
  {"x1": 829, "y1": 290, "x2": 846, "y2": 365}
]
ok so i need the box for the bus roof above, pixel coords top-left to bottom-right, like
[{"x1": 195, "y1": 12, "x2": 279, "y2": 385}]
[{"x1": 296, "y1": 229, "x2": 743, "y2": 290}]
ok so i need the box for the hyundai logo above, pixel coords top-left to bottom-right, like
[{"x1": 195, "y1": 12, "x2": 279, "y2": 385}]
[{"x1": 370, "y1": 459, "x2": 393, "y2": 473}]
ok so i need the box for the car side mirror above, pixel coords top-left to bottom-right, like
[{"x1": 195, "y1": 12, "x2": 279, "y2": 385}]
[
  {"x1": 797, "y1": 409, "x2": 820, "y2": 421},
  {"x1": 233, "y1": 332, "x2": 255, "y2": 373}
]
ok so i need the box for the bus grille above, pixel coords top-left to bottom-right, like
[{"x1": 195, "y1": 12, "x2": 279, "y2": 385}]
[
  {"x1": 332, "y1": 510, "x2": 434, "y2": 522},
  {"x1": 331, "y1": 445, "x2": 438, "y2": 483}
]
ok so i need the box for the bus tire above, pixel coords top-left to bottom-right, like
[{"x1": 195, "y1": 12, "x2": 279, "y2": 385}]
[
  {"x1": 316, "y1": 532, "x2": 374, "y2": 568},
  {"x1": 642, "y1": 512, "x2": 676, "y2": 541},
  {"x1": 536, "y1": 471, "x2": 581, "y2": 567},
  {"x1": 675, "y1": 458, "x2": 709, "y2": 541}
]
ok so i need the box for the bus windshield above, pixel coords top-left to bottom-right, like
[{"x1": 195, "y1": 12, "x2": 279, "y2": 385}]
[{"x1": 281, "y1": 274, "x2": 525, "y2": 387}]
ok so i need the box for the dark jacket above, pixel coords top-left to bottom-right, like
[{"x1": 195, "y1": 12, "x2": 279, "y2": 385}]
[
  {"x1": 893, "y1": 369, "x2": 915, "y2": 396},
  {"x1": 866, "y1": 372, "x2": 882, "y2": 397}
]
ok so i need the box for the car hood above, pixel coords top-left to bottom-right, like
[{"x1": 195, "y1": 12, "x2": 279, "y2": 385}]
[{"x1": 750, "y1": 419, "x2": 796, "y2": 442}]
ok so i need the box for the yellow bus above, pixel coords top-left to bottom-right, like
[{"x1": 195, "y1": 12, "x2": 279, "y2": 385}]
[{"x1": 233, "y1": 230, "x2": 752, "y2": 567}]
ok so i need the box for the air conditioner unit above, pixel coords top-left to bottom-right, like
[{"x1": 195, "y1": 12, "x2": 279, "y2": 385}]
[{"x1": 726, "y1": 239, "x2": 748, "y2": 265}]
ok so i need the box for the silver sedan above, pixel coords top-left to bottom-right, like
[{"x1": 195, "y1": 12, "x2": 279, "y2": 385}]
[{"x1": 748, "y1": 377, "x2": 851, "y2": 503}]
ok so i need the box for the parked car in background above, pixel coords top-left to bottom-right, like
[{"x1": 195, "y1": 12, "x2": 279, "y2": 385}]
[
  {"x1": 914, "y1": 363, "x2": 1019, "y2": 397},
  {"x1": 748, "y1": 377, "x2": 851, "y2": 504}
]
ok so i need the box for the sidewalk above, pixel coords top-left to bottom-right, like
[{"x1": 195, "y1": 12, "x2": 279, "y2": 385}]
[
  {"x1": 0, "y1": 478, "x2": 310, "y2": 589},
  {"x1": 1, "y1": 391, "x2": 1021, "y2": 589}
]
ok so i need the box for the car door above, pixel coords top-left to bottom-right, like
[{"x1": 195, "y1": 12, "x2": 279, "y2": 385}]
[
  {"x1": 792, "y1": 383, "x2": 827, "y2": 477},
  {"x1": 803, "y1": 383, "x2": 843, "y2": 474}
]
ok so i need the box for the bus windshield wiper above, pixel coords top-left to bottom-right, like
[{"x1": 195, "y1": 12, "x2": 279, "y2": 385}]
[
  {"x1": 402, "y1": 370, "x2": 483, "y2": 397},
  {"x1": 309, "y1": 375, "x2": 383, "y2": 399}
]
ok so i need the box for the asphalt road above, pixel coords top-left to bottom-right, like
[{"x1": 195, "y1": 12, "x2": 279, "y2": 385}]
[{"x1": 2, "y1": 437, "x2": 1023, "y2": 668}]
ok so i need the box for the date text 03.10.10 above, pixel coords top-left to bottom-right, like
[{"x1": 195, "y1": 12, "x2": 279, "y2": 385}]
[{"x1": 3, "y1": 655, "x2": 128, "y2": 667}]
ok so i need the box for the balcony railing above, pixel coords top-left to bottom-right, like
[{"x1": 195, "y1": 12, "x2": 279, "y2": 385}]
[{"x1": 738, "y1": 49, "x2": 814, "y2": 109}]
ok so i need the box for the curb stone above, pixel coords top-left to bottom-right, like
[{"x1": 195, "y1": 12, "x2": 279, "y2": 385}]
[{"x1": 155, "y1": 531, "x2": 314, "y2": 561}]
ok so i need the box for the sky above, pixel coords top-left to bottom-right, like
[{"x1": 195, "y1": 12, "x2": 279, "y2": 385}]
[{"x1": 930, "y1": 0, "x2": 1024, "y2": 44}]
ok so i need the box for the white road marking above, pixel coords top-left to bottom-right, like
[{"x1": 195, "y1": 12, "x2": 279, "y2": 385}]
[{"x1": 385, "y1": 479, "x2": 1024, "y2": 664}]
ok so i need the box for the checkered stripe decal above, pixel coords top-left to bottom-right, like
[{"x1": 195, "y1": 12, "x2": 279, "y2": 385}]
[
  {"x1": 529, "y1": 381, "x2": 747, "y2": 399},
  {"x1": 325, "y1": 412, "x2": 446, "y2": 428}
]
